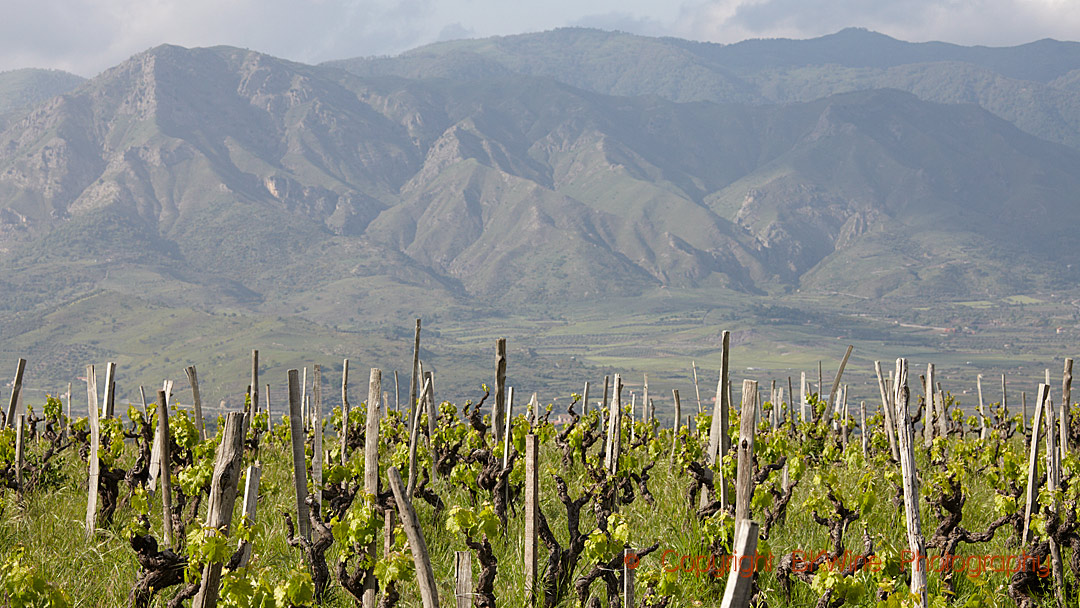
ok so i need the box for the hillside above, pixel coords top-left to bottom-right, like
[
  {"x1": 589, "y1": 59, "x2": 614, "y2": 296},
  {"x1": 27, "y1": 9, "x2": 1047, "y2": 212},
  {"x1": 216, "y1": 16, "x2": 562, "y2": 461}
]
[
  {"x1": 0, "y1": 39, "x2": 1078, "y2": 402},
  {"x1": 329, "y1": 28, "x2": 1080, "y2": 148}
]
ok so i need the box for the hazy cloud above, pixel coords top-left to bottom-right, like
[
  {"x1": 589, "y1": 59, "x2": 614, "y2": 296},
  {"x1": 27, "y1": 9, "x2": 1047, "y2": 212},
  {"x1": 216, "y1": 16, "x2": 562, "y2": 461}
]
[
  {"x1": 674, "y1": 0, "x2": 1080, "y2": 47},
  {"x1": 1, "y1": 0, "x2": 1077, "y2": 76}
]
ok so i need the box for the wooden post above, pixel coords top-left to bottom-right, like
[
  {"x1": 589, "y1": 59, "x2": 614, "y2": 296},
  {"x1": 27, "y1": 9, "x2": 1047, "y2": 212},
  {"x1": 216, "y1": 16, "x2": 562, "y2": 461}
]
[
  {"x1": 66, "y1": 382, "x2": 73, "y2": 439},
  {"x1": 623, "y1": 546, "x2": 635, "y2": 608},
  {"x1": 524, "y1": 434, "x2": 539, "y2": 602},
  {"x1": 186, "y1": 365, "x2": 206, "y2": 442},
  {"x1": 719, "y1": 520, "x2": 759, "y2": 608},
  {"x1": 841, "y1": 386, "x2": 850, "y2": 447},
  {"x1": 85, "y1": 365, "x2": 99, "y2": 539},
  {"x1": 265, "y1": 384, "x2": 273, "y2": 434},
  {"x1": 875, "y1": 361, "x2": 899, "y2": 460},
  {"x1": 393, "y1": 370, "x2": 400, "y2": 412},
  {"x1": 977, "y1": 374, "x2": 987, "y2": 441},
  {"x1": 707, "y1": 331, "x2": 731, "y2": 465},
  {"x1": 671, "y1": 389, "x2": 681, "y2": 460},
  {"x1": 1042, "y1": 392, "x2": 1066, "y2": 608},
  {"x1": 14, "y1": 415, "x2": 24, "y2": 490},
  {"x1": 425, "y1": 371, "x2": 436, "y2": 442},
  {"x1": 1002, "y1": 374, "x2": 1009, "y2": 427},
  {"x1": 800, "y1": 372, "x2": 807, "y2": 421},
  {"x1": 860, "y1": 401, "x2": 868, "y2": 459},
  {"x1": 692, "y1": 361, "x2": 702, "y2": 414},
  {"x1": 582, "y1": 381, "x2": 590, "y2": 416},
  {"x1": 643, "y1": 373, "x2": 651, "y2": 423},
  {"x1": 363, "y1": 368, "x2": 381, "y2": 608},
  {"x1": 102, "y1": 362, "x2": 116, "y2": 418},
  {"x1": 287, "y1": 369, "x2": 310, "y2": 541},
  {"x1": 734, "y1": 380, "x2": 757, "y2": 526},
  {"x1": 605, "y1": 374, "x2": 622, "y2": 475},
  {"x1": 935, "y1": 388, "x2": 947, "y2": 439},
  {"x1": 250, "y1": 350, "x2": 259, "y2": 428},
  {"x1": 5, "y1": 358, "x2": 26, "y2": 428},
  {"x1": 1022, "y1": 391, "x2": 1028, "y2": 435},
  {"x1": 502, "y1": 388, "x2": 515, "y2": 469},
  {"x1": 301, "y1": 367, "x2": 309, "y2": 431},
  {"x1": 384, "y1": 510, "x2": 395, "y2": 556},
  {"x1": 192, "y1": 412, "x2": 245, "y2": 608},
  {"x1": 923, "y1": 365, "x2": 935, "y2": 446},
  {"x1": 826, "y1": 346, "x2": 852, "y2": 421},
  {"x1": 237, "y1": 463, "x2": 261, "y2": 568},
  {"x1": 407, "y1": 377, "x2": 432, "y2": 497},
  {"x1": 341, "y1": 359, "x2": 350, "y2": 465},
  {"x1": 494, "y1": 338, "x2": 507, "y2": 443},
  {"x1": 312, "y1": 365, "x2": 323, "y2": 509},
  {"x1": 1061, "y1": 358, "x2": 1072, "y2": 458},
  {"x1": 157, "y1": 390, "x2": 175, "y2": 549},
  {"x1": 1022, "y1": 384, "x2": 1048, "y2": 546},
  {"x1": 893, "y1": 358, "x2": 928, "y2": 608},
  {"x1": 409, "y1": 319, "x2": 421, "y2": 438},
  {"x1": 387, "y1": 466, "x2": 440, "y2": 608},
  {"x1": 454, "y1": 551, "x2": 472, "y2": 608}
]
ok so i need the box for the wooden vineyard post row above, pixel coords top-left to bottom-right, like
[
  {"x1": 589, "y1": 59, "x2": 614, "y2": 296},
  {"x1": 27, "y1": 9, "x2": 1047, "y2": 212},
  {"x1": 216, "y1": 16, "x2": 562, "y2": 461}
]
[
  {"x1": 387, "y1": 466, "x2": 440, "y2": 608},
  {"x1": 493, "y1": 338, "x2": 507, "y2": 443},
  {"x1": 85, "y1": 365, "x2": 100, "y2": 539},
  {"x1": 1022, "y1": 384, "x2": 1049, "y2": 546},
  {"x1": 454, "y1": 551, "x2": 472, "y2": 608},
  {"x1": 362, "y1": 368, "x2": 381, "y2": 608},
  {"x1": 157, "y1": 390, "x2": 175, "y2": 549},
  {"x1": 524, "y1": 434, "x2": 539, "y2": 603},
  {"x1": 893, "y1": 358, "x2": 928, "y2": 608},
  {"x1": 4, "y1": 358, "x2": 26, "y2": 428},
  {"x1": 192, "y1": 412, "x2": 245, "y2": 608},
  {"x1": 186, "y1": 365, "x2": 206, "y2": 442},
  {"x1": 287, "y1": 369, "x2": 311, "y2": 541}
]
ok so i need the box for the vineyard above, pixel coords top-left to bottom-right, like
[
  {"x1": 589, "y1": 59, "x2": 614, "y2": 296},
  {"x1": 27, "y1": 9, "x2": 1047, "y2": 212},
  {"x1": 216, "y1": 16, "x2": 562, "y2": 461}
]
[{"x1": 0, "y1": 328, "x2": 1077, "y2": 608}]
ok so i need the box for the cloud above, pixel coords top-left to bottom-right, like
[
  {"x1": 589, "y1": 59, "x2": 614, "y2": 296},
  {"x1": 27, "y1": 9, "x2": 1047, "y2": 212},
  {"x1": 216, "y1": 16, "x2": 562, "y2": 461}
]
[
  {"x1": 0, "y1": 0, "x2": 440, "y2": 76},
  {"x1": 673, "y1": 0, "x2": 1080, "y2": 47}
]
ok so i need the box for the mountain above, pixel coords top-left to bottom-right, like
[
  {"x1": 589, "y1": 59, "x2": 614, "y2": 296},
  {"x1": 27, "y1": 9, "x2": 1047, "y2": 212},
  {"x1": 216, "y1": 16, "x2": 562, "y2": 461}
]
[
  {"x1": 0, "y1": 68, "x2": 85, "y2": 130},
  {"x1": 328, "y1": 28, "x2": 1080, "y2": 149},
  {"x1": 1, "y1": 37, "x2": 1080, "y2": 402}
]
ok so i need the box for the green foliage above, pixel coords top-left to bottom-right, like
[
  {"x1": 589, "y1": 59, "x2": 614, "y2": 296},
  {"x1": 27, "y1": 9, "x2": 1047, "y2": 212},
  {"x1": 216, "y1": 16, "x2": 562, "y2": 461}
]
[{"x1": 0, "y1": 548, "x2": 71, "y2": 608}]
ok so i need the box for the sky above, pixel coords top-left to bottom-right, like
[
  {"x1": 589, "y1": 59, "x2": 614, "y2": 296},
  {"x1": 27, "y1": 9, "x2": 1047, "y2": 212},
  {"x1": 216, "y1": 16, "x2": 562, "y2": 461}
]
[{"x1": 1, "y1": 0, "x2": 1079, "y2": 76}]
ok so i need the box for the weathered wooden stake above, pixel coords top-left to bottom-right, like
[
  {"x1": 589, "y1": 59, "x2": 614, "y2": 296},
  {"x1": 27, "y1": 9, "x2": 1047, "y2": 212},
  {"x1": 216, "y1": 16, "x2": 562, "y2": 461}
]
[
  {"x1": 826, "y1": 346, "x2": 853, "y2": 419},
  {"x1": 893, "y1": 359, "x2": 928, "y2": 608},
  {"x1": 287, "y1": 369, "x2": 311, "y2": 541},
  {"x1": 524, "y1": 434, "x2": 539, "y2": 603},
  {"x1": 409, "y1": 319, "x2": 421, "y2": 437},
  {"x1": 502, "y1": 388, "x2": 515, "y2": 470},
  {"x1": 605, "y1": 374, "x2": 622, "y2": 475},
  {"x1": 102, "y1": 362, "x2": 116, "y2": 418},
  {"x1": 250, "y1": 350, "x2": 259, "y2": 424},
  {"x1": 5, "y1": 358, "x2": 27, "y2": 428},
  {"x1": 237, "y1": 463, "x2": 261, "y2": 568},
  {"x1": 671, "y1": 389, "x2": 682, "y2": 460},
  {"x1": 860, "y1": 401, "x2": 868, "y2": 458},
  {"x1": 387, "y1": 466, "x2": 440, "y2": 608},
  {"x1": 692, "y1": 361, "x2": 702, "y2": 414},
  {"x1": 192, "y1": 412, "x2": 245, "y2": 608},
  {"x1": 363, "y1": 368, "x2": 381, "y2": 608},
  {"x1": 977, "y1": 374, "x2": 987, "y2": 441},
  {"x1": 582, "y1": 381, "x2": 590, "y2": 416},
  {"x1": 923, "y1": 364, "x2": 935, "y2": 446},
  {"x1": 185, "y1": 366, "x2": 206, "y2": 442},
  {"x1": 157, "y1": 389, "x2": 175, "y2": 549},
  {"x1": 341, "y1": 359, "x2": 350, "y2": 465},
  {"x1": 707, "y1": 331, "x2": 731, "y2": 465},
  {"x1": 14, "y1": 415, "x2": 24, "y2": 490},
  {"x1": 493, "y1": 338, "x2": 507, "y2": 443},
  {"x1": 1061, "y1": 358, "x2": 1072, "y2": 459},
  {"x1": 1022, "y1": 384, "x2": 1048, "y2": 546},
  {"x1": 85, "y1": 365, "x2": 100, "y2": 539},
  {"x1": 1042, "y1": 392, "x2": 1065, "y2": 608},
  {"x1": 875, "y1": 361, "x2": 899, "y2": 460},
  {"x1": 800, "y1": 371, "x2": 808, "y2": 422},
  {"x1": 719, "y1": 520, "x2": 759, "y2": 608},
  {"x1": 454, "y1": 550, "x2": 472, "y2": 608},
  {"x1": 734, "y1": 379, "x2": 758, "y2": 526},
  {"x1": 313, "y1": 365, "x2": 324, "y2": 508},
  {"x1": 407, "y1": 377, "x2": 432, "y2": 497},
  {"x1": 623, "y1": 546, "x2": 636, "y2": 608}
]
